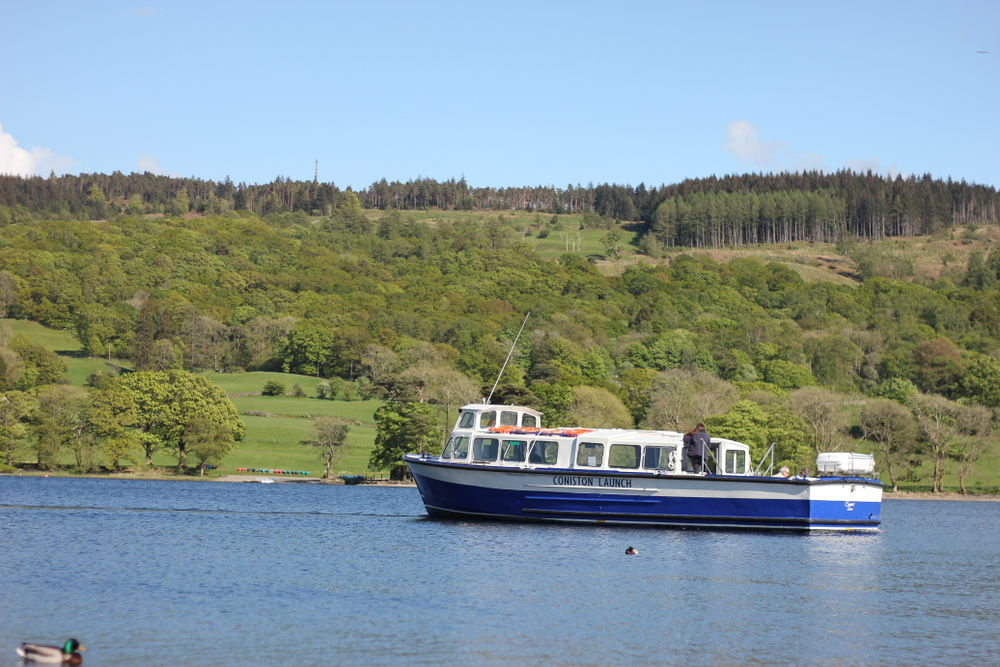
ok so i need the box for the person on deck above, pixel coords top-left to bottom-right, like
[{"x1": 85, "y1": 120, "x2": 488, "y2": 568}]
[
  {"x1": 684, "y1": 423, "x2": 710, "y2": 474},
  {"x1": 773, "y1": 466, "x2": 791, "y2": 478}
]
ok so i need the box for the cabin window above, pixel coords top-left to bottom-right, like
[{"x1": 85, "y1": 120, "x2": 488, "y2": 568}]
[
  {"x1": 500, "y1": 411, "x2": 518, "y2": 427},
  {"x1": 480, "y1": 411, "x2": 497, "y2": 428},
  {"x1": 441, "y1": 437, "x2": 455, "y2": 459},
  {"x1": 472, "y1": 437, "x2": 499, "y2": 462},
  {"x1": 452, "y1": 437, "x2": 470, "y2": 460},
  {"x1": 643, "y1": 446, "x2": 676, "y2": 470},
  {"x1": 522, "y1": 414, "x2": 537, "y2": 428},
  {"x1": 501, "y1": 439, "x2": 528, "y2": 462},
  {"x1": 458, "y1": 412, "x2": 475, "y2": 429},
  {"x1": 576, "y1": 442, "x2": 604, "y2": 467},
  {"x1": 725, "y1": 450, "x2": 746, "y2": 474},
  {"x1": 609, "y1": 444, "x2": 640, "y2": 469},
  {"x1": 528, "y1": 440, "x2": 560, "y2": 465}
]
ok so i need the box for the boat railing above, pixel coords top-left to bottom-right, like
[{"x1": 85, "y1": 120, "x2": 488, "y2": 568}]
[{"x1": 753, "y1": 442, "x2": 777, "y2": 477}]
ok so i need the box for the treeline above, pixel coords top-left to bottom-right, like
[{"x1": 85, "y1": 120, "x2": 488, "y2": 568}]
[{"x1": 2, "y1": 170, "x2": 997, "y2": 248}]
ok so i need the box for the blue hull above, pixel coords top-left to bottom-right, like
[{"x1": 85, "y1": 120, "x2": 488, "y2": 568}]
[{"x1": 407, "y1": 458, "x2": 882, "y2": 532}]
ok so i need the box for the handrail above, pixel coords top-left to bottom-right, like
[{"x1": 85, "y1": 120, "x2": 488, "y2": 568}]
[{"x1": 753, "y1": 442, "x2": 777, "y2": 477}]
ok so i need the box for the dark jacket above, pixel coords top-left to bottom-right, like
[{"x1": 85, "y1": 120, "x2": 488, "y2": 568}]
[{"x1": 686, "y1": 430, "x2": 710, "y2": 458}]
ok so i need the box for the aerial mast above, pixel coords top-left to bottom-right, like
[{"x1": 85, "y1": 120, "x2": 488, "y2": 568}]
[{"x1": 486, "y1": 313, "x2": 529, "y2": 405}]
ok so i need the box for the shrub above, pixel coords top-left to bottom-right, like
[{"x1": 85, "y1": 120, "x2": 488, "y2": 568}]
[
  {"x1": 292, "y1": 383, "x2": 306, "y2": 398},
  {"x1": 262, "y1": 380, "x2": 286, "y2": 396}
]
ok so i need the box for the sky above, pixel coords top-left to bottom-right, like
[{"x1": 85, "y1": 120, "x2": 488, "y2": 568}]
[{"x1": 1, "y1": 1, "x2": 998, "y2": 190}]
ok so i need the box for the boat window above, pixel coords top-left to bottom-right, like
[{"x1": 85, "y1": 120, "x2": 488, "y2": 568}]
[
  {"x1": 441, "y1": 437, "x2": 455, "y2": 459},
  {"x1": 458, "y1": 412, "x2": 475, "y2": 429},
  {"x1": 725, "y1": 450, "x2": 746, "y2": 474},
  {"x1": 480, "y1": 411, "x2": 497, "y2": 428},
  {"x1": 500, "y1": 411, "x2": 518, "y2": 426},
  {"x1": 522, "y1": 414, "x2": 537, "y2": 428},
  {"x1": 472, "y1": 437, "x2": 499, "y2": 462},
  {"x1": 528, "y1": 440, "x2": 560, "y2": 465},
  {"x1": 452, "y1": 437, "x2": 470, "y2": 460},
  {"x1": 501, "y1": 439, "x2": 528, "y2": 462},
  {"x1": 609, "y1": 444, "x2": 640, "y2": 469},
  {"x1": 643, "y1": 446, "x2": 676, "y2": 470},
  {"x1": 576, "y1": 442, "x2": 604, "y2": 467}
]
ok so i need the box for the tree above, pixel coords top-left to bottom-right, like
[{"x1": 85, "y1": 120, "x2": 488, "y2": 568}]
[
  {"x1": 528, "y1": 383, "x2": 574, "y2": 428},
  {"x1": 786, "y1": 387, "x2": 846, "y2": 454},
  {"x1": 115, "y1": 371, "x2": 245, "y2": 468},
  {"x1": 618, "y1": 368, "x2": 657, "y2": 426},
  {"x1": 642, "y1": 369, "x2": 738, "y2": 432},
  {"x1": 425, "y1": 367, "x2": 478, "y2": 442},
  {"x1": 361, "y1": 344, "x2": 399, "y2": 387},
  {"x1": 282, "y1": 321, "x2": 335, "y2": 376},
  {"x1": 0, "y1": 270, "x2": 18, "y2": 318},
  {"x1": 950, "y1": 404, "x2": 993, "y2": 494},
  {"x1": 860, "y1": 398, "x2": 915, "y2": 492},
  {"x1": 958, "y1": 355, "x2": 1000, "y2": 407},
  {"x1": 263, "y1": 380, "x2": 286, "y2": 396},
  {"x1": 311, "y1": 416, "x2": 351, "y2": 478},
  {"x1": 186, "y1": 417, "x2": 234, "y2": 476},
  {"x1": 31, "y1": 385, "x2": 89, "y2": 469},
  {"x1": 9, "y1": 334, "x2": 69, "y2": 386},
  {"x1": 0, "y1": 391, "x2": 34, "y2": 465},
  {"x1": 601, "y1": 229, "x2": 624, "y2": 259},
  {"x1": 570, "y1": 386, "x2": 632, "y2": 428},
  {"x1": 704, "y1": 400, "x2": 771, "y2": 463},
  {"x1": 910, "y1": 392, "x2": 957, "y2": 493},
  {"x1": 370, "y1": 402, "x2": 442, "y2": 480},
  {"x1": 913, "y1": 338, "x2": 963, "y2": 397},
  {"x1": 88, "y1": 384, "x2": 142, "y2": 470}
]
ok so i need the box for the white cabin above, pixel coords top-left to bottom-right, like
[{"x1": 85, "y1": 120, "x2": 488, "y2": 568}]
[{"x1": 439, "y1": 404, "x2": 752, "y2": 476}]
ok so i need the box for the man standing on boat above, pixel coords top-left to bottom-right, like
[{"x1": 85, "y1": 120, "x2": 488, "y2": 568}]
[{"x1": 684, "y1": 423, "x2": 710, "y2": 473}]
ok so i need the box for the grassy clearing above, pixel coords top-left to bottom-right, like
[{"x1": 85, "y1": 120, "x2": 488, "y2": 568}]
[{"x1": 5, "y1": 318, "x2": 133, "y2": 385}]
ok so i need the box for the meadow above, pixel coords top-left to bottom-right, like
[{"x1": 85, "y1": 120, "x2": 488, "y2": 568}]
[{"x1": 8, "y1": 319, "x2": 393, "y2": 477}]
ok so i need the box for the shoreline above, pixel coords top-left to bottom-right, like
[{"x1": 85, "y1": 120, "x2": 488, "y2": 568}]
[
  {"x1": 1, "y1": 471, "x2": 417, "y2": 487},
  {"x1": 3, "y1": 472, "x2": 995, "y2": 497}
]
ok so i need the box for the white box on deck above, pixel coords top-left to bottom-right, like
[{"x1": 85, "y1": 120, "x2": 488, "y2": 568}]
[{"x1": 816, "y1": 452, "x2": 875, "y2": 475}]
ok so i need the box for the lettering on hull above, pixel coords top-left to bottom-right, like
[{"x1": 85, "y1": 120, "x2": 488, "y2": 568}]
[{"x1": 552, "y1": 476, "x2": 633, "y2": 488}]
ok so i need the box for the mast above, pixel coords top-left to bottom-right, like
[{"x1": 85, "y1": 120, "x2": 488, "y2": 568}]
[{"x1": 486, "y1": 312, "x2": 529, "y2": 404}]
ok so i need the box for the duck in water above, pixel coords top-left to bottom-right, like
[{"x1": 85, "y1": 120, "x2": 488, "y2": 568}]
[{"x1": 16, "y1": 639, "x2": 85, "y2": 664}]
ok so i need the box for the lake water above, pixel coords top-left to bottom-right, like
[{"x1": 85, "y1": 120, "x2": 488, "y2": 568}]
[{"x1": 1, "y1": 477, "x2": 997, "y2": 667}]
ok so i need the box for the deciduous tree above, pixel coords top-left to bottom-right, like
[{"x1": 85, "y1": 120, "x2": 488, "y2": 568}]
[
  {"x1": 860, "y1": 398, "x2": 915, "y2": 492},
  {"x1": 311, "y1": 416, "x2": 351, "y2": 478},
  {"x1": 370, "y1": 401, "x2": 441, "y2": 480}
]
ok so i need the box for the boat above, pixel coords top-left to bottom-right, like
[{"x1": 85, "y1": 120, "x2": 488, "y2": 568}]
[{"x1": 404, "y1": 403, "x2": 883, "y2": 532}]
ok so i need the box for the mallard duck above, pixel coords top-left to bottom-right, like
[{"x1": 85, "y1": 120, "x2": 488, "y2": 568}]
[{"x1": 16, "y1": 639, "x2": 85, "y2": 664}]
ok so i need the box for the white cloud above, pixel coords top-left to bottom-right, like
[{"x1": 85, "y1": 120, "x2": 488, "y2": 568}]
[
  {"x1": 0, "y1": 121, "x2": 76, "y2": 176},
  {"x1": 722, "y1": 120, "x2": 785, "y2": 167},
  {"x1": 136, "y1": 153, "x2": 162, "y2": 174},
  {"x1": 721, "y1": 120, "x2": 828, "y2": 173},
  {"x1": 843, "y1": 156, "x2": 907, "y2": 179},
  {"x1": 135, "y1": 154, "x2": 179, "y2": 178}
]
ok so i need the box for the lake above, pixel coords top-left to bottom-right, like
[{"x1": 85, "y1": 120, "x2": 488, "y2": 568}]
[{"x1": 1, "y1": 477, "x2": 997, "y2": 667}]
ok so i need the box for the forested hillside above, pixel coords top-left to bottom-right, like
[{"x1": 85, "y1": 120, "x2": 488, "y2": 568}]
[
  {"x1": 2, "y1": 170, "x2": 1000, "y2": 490},
  {"x1": 2, "y1": 170, "x2": 998, "y2": 246}
]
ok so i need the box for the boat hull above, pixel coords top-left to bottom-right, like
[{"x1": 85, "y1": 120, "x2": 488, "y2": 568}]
[{"x1": 405, "y1": 456, "x2": 882, "y2": 532}]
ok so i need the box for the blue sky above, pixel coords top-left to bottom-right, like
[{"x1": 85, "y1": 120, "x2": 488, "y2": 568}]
[{"x1": 1, "y1": 1, "x2": 998, "y2": 190}]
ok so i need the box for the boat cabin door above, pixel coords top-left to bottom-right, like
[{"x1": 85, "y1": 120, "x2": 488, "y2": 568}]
[{"x1": 710, "y1": 439, "x2": 751, "y2": 476}]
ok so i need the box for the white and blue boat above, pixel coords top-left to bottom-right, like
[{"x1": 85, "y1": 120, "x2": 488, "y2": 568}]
[{"x1": 405, "y1": 403, "x2": 883, "y2": 532}]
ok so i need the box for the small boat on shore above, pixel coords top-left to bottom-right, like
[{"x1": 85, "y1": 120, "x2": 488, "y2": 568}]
[{"x1": 405, "y1": 403, "x2": 883, "y2": 532}]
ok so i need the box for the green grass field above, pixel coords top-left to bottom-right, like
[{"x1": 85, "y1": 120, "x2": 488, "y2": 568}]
[{"x1": 6, "y1": 320, "x2": 390, "y2": 476}]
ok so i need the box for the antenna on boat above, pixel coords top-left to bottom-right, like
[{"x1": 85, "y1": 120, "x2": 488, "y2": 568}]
[{"x1": 486, "y1": 312, "x2": 529, "y2": 405}]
